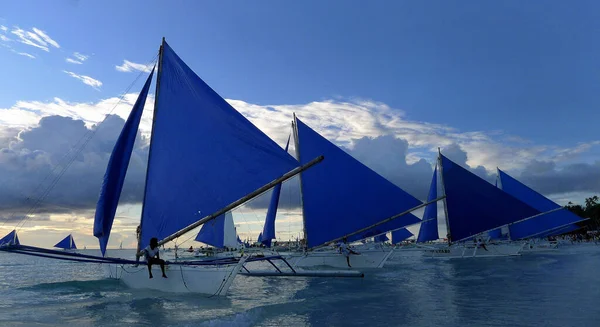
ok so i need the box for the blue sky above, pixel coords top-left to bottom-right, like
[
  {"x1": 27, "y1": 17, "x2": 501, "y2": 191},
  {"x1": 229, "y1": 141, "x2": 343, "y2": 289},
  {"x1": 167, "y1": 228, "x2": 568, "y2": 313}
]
[
  {"x1": 2, "y1": 1, "x2": 600, "y2": 145},
  {"x1": 1, "y1": 1, "x2": 600, "y2": 247}
]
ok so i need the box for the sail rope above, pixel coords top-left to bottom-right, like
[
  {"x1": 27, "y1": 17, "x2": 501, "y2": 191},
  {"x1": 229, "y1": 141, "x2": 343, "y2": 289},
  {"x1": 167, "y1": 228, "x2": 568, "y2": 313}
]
[{"x1": 3, "y1": 53, "x2": 158, "y2": 233}]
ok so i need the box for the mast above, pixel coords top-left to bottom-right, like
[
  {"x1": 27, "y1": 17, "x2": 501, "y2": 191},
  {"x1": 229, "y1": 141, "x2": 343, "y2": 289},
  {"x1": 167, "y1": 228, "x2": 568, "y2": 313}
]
[
  {"x1": 136, "y1": 37, "x2": 164, "y2": 259},
  {"x1": 437, "y1": 148, "x2": 451, "y2": 244},
  {"x1": 292, "y1": 113, "x2": 308, "y2": 250}
]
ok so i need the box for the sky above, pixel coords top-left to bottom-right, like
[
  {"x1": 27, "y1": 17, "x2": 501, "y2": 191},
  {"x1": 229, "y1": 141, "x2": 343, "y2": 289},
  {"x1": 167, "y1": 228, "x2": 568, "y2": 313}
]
[{"x1": 0, "y1": 1, "x2": 599, "y2": 249}]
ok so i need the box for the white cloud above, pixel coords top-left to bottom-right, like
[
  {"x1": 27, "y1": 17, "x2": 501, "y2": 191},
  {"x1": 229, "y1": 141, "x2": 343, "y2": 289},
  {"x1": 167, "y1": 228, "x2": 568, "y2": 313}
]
[
  {"x1": 66, "y1": 52, "x2": 89, "y2": 64},
  {"x1": 63, "y1": 71, "x2": 102, "y2": 89},
  {"x1": 11, "y1": 27, "x2": 48, "y2": 51},
  {"x1": 9, "y1": 27, "x2": 59, "y2": 52},
  {"x1": 65, "y1": 58, "x2": 82, "y2": 64},
  {"x1": 0, "y1": 35, "x2": 11, "y2": 42},
  {"x1": 73, "y1": 52, "x2": 88, "y2": 61},
  {"x1": 16, "y1": 52, "x2": 35, "y2": 59},
  {"x1": 115, "y1": 60, "x2": 153, "y2": 73},
  {"x1": 31, "y1": 27, "x2": 59, "y2": 48},
  {"x1": 0, "y1": 25, "x2": 7, "y2": 32}
]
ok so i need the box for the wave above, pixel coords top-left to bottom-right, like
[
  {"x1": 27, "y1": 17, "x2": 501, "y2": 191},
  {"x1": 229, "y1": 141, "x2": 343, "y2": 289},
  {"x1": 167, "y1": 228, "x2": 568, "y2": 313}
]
[{"x1": 20, "y1": 278, "x2": 121, "y2": 292}]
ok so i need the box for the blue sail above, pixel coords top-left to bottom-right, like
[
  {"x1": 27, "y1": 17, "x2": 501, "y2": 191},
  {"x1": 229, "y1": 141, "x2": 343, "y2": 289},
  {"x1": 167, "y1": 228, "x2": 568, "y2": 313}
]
[
  {"x1": 374, "y1": 234, "x2": 389, "y2": 243},
  {"x1": 54, "y1": 234, "x2": 77, "y2": 250},
  {"x1": 94, "y1": 68, "x2": 154, "y2": 256},
  {"x1": 295, "y1": 118, "x2": 421, "y2": 248},
  {"x1": 488, "y1": 228, "x2": 503, "y2": 239},
  {"x1": 261, "y1": 136, "x2": 291, "y2": 247},
  {"x1": 498, "y1": 169, "x2": 585, "y2": 240},
  {"x1": 195, "y1": 212, "x2": 237, "y2": 248},
  {"x1": 391, "y1": 228, "x2": 414, "y2": 244},
  {"x1": 140, "y1": 41, "x2": 299, "y2": 249},
  {"x1": 0, "y1": 230, "x2": 19, "y2": 246},
  {"x1": 440, "y1": 155, "x2": 540, "y2": 242},
  {"x1": 417, "y1": 167, "x2": 439, "y2": 243}
]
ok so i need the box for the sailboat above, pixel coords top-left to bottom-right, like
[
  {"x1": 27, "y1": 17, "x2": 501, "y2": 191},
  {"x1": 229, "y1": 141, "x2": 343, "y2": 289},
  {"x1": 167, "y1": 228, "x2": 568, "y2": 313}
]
[
  {"x1": 496, "y1": 169, "x2": 588, "y2": 252},
  {"x1": 284, "y1": 116, "x2": 437, "y2": 269},
  {"x1": 422, "y1": 152, "x2": 530, "y2": 258},
  {"x1": 0, "y1": 230, "x2": 19, "y2": 247},
  {"x1": 54, "y1": 234, "x2": 77, "y2": 251},
  {"x1": 0, "y1": 39, "x2": 324, "y2": 295}
]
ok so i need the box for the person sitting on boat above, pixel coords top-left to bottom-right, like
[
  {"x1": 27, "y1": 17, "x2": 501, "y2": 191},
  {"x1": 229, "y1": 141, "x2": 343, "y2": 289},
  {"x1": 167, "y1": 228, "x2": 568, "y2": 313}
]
[
  {"x1": 187, "y1": 246, "x2": 194, "y2": 252},
  {"x1": 339, "y1": 238, "x2": 359, "y2": 267},
  {"x1": 144, "y1": 237, "x2": 167, "y2": 279},
  {"x1": 475, "y1": 238, "x2": 488, "y2": 251}
]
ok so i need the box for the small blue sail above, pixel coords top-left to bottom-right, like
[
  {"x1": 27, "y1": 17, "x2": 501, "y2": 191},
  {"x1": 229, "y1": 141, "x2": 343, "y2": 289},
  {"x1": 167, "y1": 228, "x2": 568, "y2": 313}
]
[
  {"x1": 498, "y1": 169, "x2": 585, "y2": 240},
  {"x1": 295, "y1": 118, "x2": 421, "y2": 248},
  {"x1": 94, "y1": 68, "x2": 154, "y2": 256},
  {"x1": 54, "y1": 234, "x2": 77, "y2": 250},
  {"x1": 195, "y1": 212, "x2": 237, "y2": 248},
  {"x1": 417, "y1": 167, "x2": 439, "y2": 243},
  {"x1": 440, "y1": 155, "x2": 540, "y2": 242},
  {"x1": 374, "y1": 234, "x2": 389, "y2": 243},
  {"x1": 0, "y1": 230, "x2": 19, "y2": 246},
  {"x1": 261, "y1": 136, "x2": 291, "y2": 248},
  {"x1": 391, "y1": 228, "x2": 414, "y2": 244},
  {"x1": 140, "y1": 41, "x2": 299, "y2": 249},
  {"x1": 237, "y1": 235, "x2": 242, "y2": 244}
]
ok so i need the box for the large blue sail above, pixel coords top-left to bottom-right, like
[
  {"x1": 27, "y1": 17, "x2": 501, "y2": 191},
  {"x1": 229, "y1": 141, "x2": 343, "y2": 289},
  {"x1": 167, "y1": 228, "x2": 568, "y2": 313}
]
[
  {"x1": 195, "y1": 212, "x2": 237, "y2": 248},
  {"x1": 0, "y1": 230, "x2": 19, "y2": 246},
  {"x1": 94, "y1": 68, "x2": 154, "y2": 256},
  {"x1": 140, "y1": 42, "x2": 299, "y2": 249},
  {"x1": 498, "y1": 169, "x2": 585, "y2": 240},
  {"x1": 295, "y1": 118, "x2": 421, "y2": 248},
  {"x1": 391, "y1": 228, "x2": 413, "y2": 244},
  {"x1": 440, "y1": 155, "x2": 540, "y2": 242},
  {"x1": 54, "y1": 234, "x2": 77, "y2": 250},
  {"x1": 261, "y1": 136, "x2": 291, "y2": 247},
  {"x1": 417, "y1": 167, "x2": 439, "y2": 243}
]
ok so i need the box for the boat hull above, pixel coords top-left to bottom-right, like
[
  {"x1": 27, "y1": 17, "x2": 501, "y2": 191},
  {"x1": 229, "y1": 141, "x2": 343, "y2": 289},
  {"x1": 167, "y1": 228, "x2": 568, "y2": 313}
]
[
  {"x1": 422, "y1": 242, "x2": 524, "y2": 259},
  {"x1": 104, "y1": 257, "x2": 247, "y2": 295},
  {"x1": 287, "y1": 248, "x2": 394, "y2": 268}
]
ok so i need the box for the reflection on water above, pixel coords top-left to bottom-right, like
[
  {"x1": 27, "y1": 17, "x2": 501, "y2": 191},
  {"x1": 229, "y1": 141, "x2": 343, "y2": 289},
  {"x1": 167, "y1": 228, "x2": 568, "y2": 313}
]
[{"x1": 1, "y1": 247, "x2": 600, "y2": 326}]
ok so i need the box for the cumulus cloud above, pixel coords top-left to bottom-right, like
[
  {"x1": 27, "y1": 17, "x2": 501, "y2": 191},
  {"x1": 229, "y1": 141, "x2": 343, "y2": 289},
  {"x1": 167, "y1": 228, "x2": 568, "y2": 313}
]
[
  {"x1": 115, "y1": 60, "x2": 153, "y2": 73},
  {"x1": 0, "y1": 115, "x2": 148, "y2": 218},
  {"x1": 63, "y1": 71, "x2": 102, "y2": 89}
]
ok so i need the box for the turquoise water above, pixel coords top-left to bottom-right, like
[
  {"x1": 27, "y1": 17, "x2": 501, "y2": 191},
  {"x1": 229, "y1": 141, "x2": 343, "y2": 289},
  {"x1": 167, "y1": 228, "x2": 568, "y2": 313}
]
[{"x1": 1, "y1": 246, "x2": 600, "y2": 326}]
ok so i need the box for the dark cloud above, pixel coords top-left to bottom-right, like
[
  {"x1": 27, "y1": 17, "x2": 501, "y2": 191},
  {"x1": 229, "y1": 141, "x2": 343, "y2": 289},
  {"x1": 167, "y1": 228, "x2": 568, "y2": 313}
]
[
  {"x1": 0, "y1": 115, "x2": 148, "y2": 222},
  {"x1": 517, "y1": 160, "x2": 600, "y2": 196}
]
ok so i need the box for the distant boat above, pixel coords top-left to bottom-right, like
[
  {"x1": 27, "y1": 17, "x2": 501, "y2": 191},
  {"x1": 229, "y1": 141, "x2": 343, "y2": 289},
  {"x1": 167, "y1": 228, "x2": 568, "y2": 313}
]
[
  {"x1": 119, "y1": 241, "x2": 123, "y2": 250},
  {"x1": 54, "y1": 234, "x2": 77, "y2": 251}
]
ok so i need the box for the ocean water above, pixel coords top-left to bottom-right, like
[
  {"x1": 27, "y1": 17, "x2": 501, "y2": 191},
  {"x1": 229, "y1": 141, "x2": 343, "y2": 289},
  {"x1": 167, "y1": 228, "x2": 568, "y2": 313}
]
[{"x1": 1, "y1": 246, "x2": 600, "y2": 327}]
